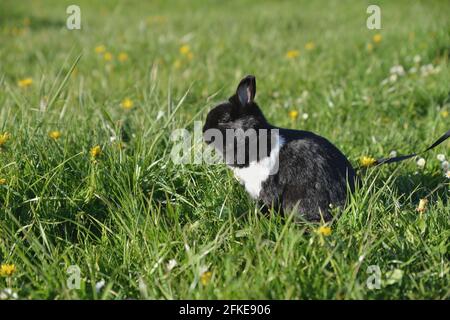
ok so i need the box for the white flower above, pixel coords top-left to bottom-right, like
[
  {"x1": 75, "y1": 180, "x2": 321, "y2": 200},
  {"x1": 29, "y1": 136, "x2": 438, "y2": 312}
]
[
  {"x1": 390, "y1": 65, "x2": 405, "y2": 76},
  {"x1": 416, "y1": 157, "x2": 426, "y2": 168},
  {"x1": 95, "y1": 279, "x2": 105, "y2": 293},
  {"x1": 389, "y1": 74, "x2": 398, "y2": 83},
  {"x1": 0, "y1": 288, "x2": 18, "y2": 300},
  {"x1": 302, "y1": 113, "x2": 309, "y2": 120},
  {"x1": 445, "y1": 170, "x2": 450, "y2": 179},
  {"x1": 409, "y1": 67, "x2": 417, "y2": 74},
  {"x1": 166, "y1": 259, "x2": 177, "y2": 271},
  {"x1": 156, "y1": 111, "x2": 165, "y2": 120},
  {"x1": 442, "y1": 160, "x2": 449, "y2": 171},
  {"x1": 199, "y1": 265, "x2": 209, "y2": 275},
  {"x1": 420, "y1": 64, "x2": 440, "y2": 77},
  {"x1": 437, "y1": 154, "x2": 446, "y2": 162},
  {"x1": 413, "y1": 55, "x2": 421, "y2": 64},
  {"x1": 389, "y1": 150, "x2": 398, "y2": 157}
]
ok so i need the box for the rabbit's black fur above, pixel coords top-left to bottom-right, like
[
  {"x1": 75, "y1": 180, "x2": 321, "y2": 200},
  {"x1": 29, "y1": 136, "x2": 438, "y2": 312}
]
[{"x1": 203, "y1": 75, "x2": 356, "y2": 222}]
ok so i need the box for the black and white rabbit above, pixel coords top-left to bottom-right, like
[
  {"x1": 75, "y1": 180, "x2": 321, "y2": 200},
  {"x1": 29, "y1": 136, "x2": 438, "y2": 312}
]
[{"x1": 203, "y1": 75, "x2": 356, "y2": 222}]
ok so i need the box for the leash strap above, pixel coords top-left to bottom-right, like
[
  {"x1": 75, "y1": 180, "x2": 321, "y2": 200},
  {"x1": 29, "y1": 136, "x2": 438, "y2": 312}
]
[{"x1": 375, "y1": 129, "x2": 450, "y2": 166}]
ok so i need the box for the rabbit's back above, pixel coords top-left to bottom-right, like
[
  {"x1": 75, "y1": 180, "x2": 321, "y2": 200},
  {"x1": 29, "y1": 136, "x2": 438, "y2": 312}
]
[{"x1": 260, "y1": 130, "x2": 356, "y2": 221}]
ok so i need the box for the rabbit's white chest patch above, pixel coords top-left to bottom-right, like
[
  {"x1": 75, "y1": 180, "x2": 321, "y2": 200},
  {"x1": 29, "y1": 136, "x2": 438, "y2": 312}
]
[{"x1": 232, "y1": 137, "x2": 284, "y2": 199}]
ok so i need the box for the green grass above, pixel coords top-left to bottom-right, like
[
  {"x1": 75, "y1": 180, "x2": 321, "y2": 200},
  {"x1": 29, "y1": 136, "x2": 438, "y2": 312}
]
[{"x1": 0, "y1": 0, "x2": 449, "y2": 299}]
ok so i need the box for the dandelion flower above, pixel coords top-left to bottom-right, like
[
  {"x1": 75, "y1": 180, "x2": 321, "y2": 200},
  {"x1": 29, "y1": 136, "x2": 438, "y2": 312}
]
[
  {"x1": 0, "y1": 132, "x2": 11, "y2": 147},
  {"x1": 118, "y1": 52, "x2": 129, "y2": 62},
  {"x1": 305, "y1": 42, "x2": 315, "y2": 50},
  {"x1": 179, "y1": 45, "x2": 191, "y2": 55},
  {"x1": 103, "y1": 52, "x2": 113, "y2": 62},
  {"x1": 200, "y1": 271, "x2": 212, "y2": 285},
  {"x1": 121, "y1": 98, "x2": 133, "y2": 110},
  {"x1": 49, "y1": 130, "x2": 61, "y2": 140},
  {"x1": 437, "y1": 154, "x2": 445, "y2": 162},
  {"x1": 286, "y1": 50, "x2": 300, "y2": 59},
  {"x1": 441, "y1": 110, "x2": 449, "y2": 118},
  {"x1": 366, "y1": 43, "x2": 373, "y2": 52},
  {"x1": 95, "y1": 45, "x2": 106, "y2": 54},
  {"x1": 18, "y1": 77, "x2": 33, "y2": 88},
  {"x1": 148, "y1": 15, "x2": 167, "y2": 24},
  {"x1": 173, "y1": 59, "x2": 182, "y2": 69},
  {"x1": 288, "y1": 110, "x2": 299, "y2": 120},
  {"x1": 360, "y1": 156, "x2": 376, "y2": 167},
  {"x1": 416, "y1": 157, "x2": 426, "y2": 168},
  {"x1": 416, "y1": 198, "x2": 428, "y2": 213},
  {"x1": 90, "y1": 145, "x2": 102, "y2": 158},
  {"x1": 317, "y1": 226, "x2": 332, "y2": 236},
  {"x1": 373, "y1": 34, "x2": 382, "y2": 44},
  {"x1": 0, "y1": 264, "x2": 16, "y2": 277}
]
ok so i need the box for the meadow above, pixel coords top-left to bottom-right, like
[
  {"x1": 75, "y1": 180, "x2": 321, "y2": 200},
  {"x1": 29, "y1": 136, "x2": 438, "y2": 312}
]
[{"x1": 0, "y1": 0, "x2": 449, "y2": 299}]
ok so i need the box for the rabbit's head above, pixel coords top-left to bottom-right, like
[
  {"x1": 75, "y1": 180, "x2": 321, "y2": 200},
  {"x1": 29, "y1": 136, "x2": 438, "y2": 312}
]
[{"x1": 203, "y1": 75, "x2": 274, "y2": 167}]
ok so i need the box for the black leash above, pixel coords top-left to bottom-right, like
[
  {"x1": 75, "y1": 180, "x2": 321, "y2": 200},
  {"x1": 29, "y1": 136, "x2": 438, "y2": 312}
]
[{"x1": 373, "y1": 129, "x2": 450, "y2": 166}]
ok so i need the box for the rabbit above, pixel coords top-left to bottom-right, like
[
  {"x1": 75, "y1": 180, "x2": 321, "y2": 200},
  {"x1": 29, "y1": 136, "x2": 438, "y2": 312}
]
[{"x1": 203, "y1": 75, "x2": 356, "y2": 222}]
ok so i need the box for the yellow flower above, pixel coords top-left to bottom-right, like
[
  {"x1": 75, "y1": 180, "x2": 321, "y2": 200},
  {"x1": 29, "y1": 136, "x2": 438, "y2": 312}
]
[
  {"x1": 441, "y1": 110, "x2": 449, "y2": 118},
  {"x1": 0, "y1": 132, "x2": 11, "y2": 146},
  {"x1": 179, "y1": 45, "x2": 191, "y2": 55},
  {"x1": 121, "y1": 98, "x2": 133, "y2": 110},
  {"x1": 373, "y1": 34, "x2": 382, "y2": 44},
  {"x1": 0, "y1": 178, "x2": 7, "y2": 185},
  {"x1": 286, "y1": 50, "x2": 300, "y2": 59},
  {"x1": 0, "y1": 264, "x2": 16, "y2": 277},
  {"x1": 360, "y1": 156, "x2": 376, "y2": 167},
  {"x1": 187, "y1": 52, "x2": 194, "y2": 60},
  {"x1": 103, "y1": 52, "x2": 113, "y2": 61},
  {"x1": 49, "y1": 131, "x2": 61, "y2": 140},
  {"x1": 288, "y1": 110, "x2": 299, "y2": 120},
  {"x1": 95, "y1": 45, "x2": 106, "y2": 54},
  {"x1": 200, "y1": 271, "x2": 212, "y2": 285},
  {"x1": 90, "y1": 145, "x2": 102, "y2": 158},
  {"x1": 416, "y1": 198, "x2": 428, "y2": 213},
  {"x1": 173, "y1": 59, "x2": 182, "y2": 69},
  {"x1": 148, "y1": 15, "x2": 167, "y2": 24},
  {"x1": 305, "y1": 42, "x2": 315, "y2": 51},
  {"x1": 18, "y1": 77, "x2": 33, "y2": 88},
  {"x1": 366, "y1": 43, "x2": 373, "y2": 52},
  {"x1": 317, "y1": 226, "x2": 332, "y2": 236},
  {"x1": 118, "y1": 52, "x2": 129, "y2": 62}
]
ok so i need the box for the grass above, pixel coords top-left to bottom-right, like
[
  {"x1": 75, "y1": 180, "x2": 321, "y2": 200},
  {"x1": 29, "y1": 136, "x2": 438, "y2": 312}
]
[{"x1": 0, "y1": 0, "x2": 449, "y2": 299}]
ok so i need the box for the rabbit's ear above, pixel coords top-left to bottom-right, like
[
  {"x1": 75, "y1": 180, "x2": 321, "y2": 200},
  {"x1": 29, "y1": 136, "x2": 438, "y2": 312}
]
[{"x1": 236, "y1": 75, "x2": 256, "y2": 106}]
